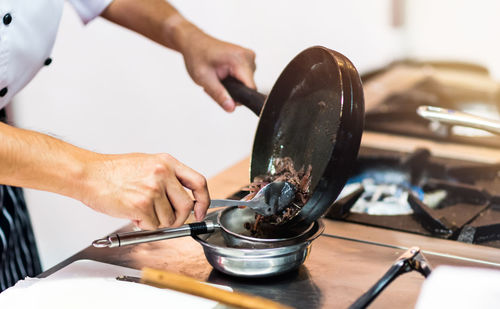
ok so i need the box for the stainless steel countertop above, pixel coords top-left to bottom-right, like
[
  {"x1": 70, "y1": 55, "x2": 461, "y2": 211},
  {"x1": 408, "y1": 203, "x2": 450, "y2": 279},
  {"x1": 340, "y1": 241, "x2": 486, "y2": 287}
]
[
  {"x1": 39, "y1": 138, "x2": 500, "y2": 308},
  {"x1": 40, "y1": 219, "x2": 500, "y2": 309}
]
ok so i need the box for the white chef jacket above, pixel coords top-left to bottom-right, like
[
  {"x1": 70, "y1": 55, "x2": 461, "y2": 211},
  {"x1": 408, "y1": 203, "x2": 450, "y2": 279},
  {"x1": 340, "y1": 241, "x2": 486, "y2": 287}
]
[
  {"x1": 0, "y1": 0, "x2": 113, "y2": 293},
  {"x1": 0, "y1": 0, "x2": 113, "y2": 110}
]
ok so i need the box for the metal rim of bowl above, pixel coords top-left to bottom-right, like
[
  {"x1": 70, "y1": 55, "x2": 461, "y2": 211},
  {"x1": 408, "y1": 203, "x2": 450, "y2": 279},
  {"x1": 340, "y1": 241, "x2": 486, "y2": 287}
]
[
  {"x1": 217, "y1": 206, "x2": 316, "y2": 244},
  {"x1": 193, "y1": 216, "x2": 325, "y2": 254}
]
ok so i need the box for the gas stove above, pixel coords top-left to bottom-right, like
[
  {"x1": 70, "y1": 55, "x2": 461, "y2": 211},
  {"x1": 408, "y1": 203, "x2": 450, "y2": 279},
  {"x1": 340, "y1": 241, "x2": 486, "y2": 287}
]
[
  {"x1": 330, "y1": 60, "x2": 500, "y2": 248},
  {"x1": 226, "y1": 143, "x2": 500, "y2": 250},
  {"x1": 326, "y1": 146, "x2": 500, "y2": 249},
  {"x1": 214, "y1": 58, "x2": 500, "y2": 304}
]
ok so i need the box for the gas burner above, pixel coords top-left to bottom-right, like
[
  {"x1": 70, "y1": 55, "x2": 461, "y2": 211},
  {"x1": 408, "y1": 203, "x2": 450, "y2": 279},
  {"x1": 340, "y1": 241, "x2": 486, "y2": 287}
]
[
  {"x1": 339, "y1": 169, "x2": 422, "y2": 216},
  {"x1": 326, "y1": 147, "x2": 500, "y2": 248}
]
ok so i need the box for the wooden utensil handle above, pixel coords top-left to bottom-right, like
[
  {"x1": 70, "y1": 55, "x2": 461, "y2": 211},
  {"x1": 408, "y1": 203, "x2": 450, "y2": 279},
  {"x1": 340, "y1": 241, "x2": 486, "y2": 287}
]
[{"x1": 141, "y1": 267, "x2": 291, "y2": 309}]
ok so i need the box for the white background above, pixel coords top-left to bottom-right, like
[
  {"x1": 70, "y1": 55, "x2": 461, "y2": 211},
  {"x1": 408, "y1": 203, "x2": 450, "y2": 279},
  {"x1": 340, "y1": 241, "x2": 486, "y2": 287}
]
[{"x1": 7, "y1": 0, "x2": 500, "y2": 269}]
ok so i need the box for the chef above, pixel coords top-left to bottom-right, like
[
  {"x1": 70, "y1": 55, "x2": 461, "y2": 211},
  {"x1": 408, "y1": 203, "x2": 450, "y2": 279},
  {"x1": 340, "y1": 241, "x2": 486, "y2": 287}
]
[{"x1": 0, "y1": 0, "x2": 256, "y2": 291}]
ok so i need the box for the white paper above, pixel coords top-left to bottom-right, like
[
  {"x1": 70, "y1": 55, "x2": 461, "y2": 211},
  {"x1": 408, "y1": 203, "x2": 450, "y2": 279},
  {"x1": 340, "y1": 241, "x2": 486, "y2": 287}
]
[
  {"x1": 0, "y1": 260, "x2": 230, "y2": 309},
  {"x1": 416, "y1": 265, "x2": 500, "y2": 309}
]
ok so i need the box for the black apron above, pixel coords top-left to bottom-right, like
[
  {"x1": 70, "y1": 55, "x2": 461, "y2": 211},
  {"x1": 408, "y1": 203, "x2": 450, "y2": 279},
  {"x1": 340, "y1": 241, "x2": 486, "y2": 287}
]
[{"x1": 0, "y1": 109, "x2": 42, "y2": 292}]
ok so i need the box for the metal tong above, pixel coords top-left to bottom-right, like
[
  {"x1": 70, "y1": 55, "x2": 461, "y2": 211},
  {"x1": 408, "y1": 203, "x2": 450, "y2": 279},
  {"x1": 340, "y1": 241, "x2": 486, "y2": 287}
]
[{"x1": 349, "y1": 246, "x2": 432, "y2": 309}]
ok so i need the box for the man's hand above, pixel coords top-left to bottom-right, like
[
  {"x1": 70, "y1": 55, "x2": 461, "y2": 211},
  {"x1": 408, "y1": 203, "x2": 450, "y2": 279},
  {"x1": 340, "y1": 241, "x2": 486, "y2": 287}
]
[
  {"x1": 82, "y1": 153, "x2": 210, "y2": 230},
  {"x1": 179, "y1": 28, "x2": 256, "y2": 112},
  {"x1": 0, "y1": 123, "x2": 210, "y2": 230},
  {"x1": 101, "y1": 0, "x2": 257, "y2": 112}
]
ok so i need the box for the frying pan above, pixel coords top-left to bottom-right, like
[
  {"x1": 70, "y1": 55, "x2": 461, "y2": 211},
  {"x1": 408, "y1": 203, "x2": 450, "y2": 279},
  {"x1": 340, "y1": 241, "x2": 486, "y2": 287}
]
[
  {"x1": 93, "y1": 46, "x2": 364, "y2": 248},
  {"x1": 223, "y1": 46, "x2": 364, "y2": 228}
]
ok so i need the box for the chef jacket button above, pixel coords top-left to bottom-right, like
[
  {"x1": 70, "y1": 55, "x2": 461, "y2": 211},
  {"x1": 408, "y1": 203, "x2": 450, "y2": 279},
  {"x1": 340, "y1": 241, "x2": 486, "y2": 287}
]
[
  {"x1": 3, "y1": 13, "x2": 12, "y2": 26},
  {"x1": 44, "y1": 58, "x2": 52, "y2": 66},
  {"x1": 0, "y1": 87, "x2": 8, "y2": 97}
]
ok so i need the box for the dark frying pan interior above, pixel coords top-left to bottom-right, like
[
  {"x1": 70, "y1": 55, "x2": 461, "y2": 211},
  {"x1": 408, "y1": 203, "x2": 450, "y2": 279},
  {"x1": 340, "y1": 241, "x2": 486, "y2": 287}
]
[{"x1": 223, "y1": 46, "x2": 365, "y2": 228}]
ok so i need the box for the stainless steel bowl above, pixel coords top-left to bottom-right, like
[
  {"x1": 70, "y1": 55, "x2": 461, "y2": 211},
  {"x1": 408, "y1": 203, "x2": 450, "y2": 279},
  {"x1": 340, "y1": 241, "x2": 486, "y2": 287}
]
[{"x1": 192, "y1": 211, "x2": 324, "y2": 278}]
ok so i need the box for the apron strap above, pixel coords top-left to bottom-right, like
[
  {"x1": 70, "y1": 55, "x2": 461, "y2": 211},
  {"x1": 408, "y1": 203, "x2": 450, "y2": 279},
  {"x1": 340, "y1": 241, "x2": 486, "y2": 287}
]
[{"x1": 0, "y1": 109, "x2": 42, "y2": 291}]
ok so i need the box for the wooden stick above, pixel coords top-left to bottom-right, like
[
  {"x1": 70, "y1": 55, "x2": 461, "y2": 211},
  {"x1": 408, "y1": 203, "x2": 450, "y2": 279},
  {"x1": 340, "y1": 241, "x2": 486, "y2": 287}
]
[{"x1": 141, "y1": 267, "x2": 292, "y2": 309}]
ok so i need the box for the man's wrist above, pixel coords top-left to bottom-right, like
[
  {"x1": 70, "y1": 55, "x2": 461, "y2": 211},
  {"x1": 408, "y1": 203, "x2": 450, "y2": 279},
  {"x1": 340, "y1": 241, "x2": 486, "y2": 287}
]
[
  {"x1": 73, "y1": 151, "x2": 107, "y2": 207},
  {"x1": 162, "y1": 14, "x2": 201, "y2": 54}
]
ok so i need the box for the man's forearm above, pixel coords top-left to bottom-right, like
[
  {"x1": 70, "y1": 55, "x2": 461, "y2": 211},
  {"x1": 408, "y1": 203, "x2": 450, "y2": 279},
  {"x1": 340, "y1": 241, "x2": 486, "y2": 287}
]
[
  {"x1": 100, "y1": 0, "x2": 199, "y2": 53},
  {"x1": 100, "y1": 0, "x2": 257, "y2": 112},
  {"x1": 0, "y1": 122, "x2": 211, "y2": 228},
  {"x1": 0, "y1": 122, "x2": 96, "y2": 201}
]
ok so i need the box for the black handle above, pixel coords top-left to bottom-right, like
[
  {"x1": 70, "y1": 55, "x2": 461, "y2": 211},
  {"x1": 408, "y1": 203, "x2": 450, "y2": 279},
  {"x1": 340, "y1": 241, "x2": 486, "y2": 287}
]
[
  {"x1": 221, "y1": 76, "x2": 266, "y2": 116},
  {"x1": 188, "y1": 222, "x2": 209, "y2": 235},
  {"x1": 349, "y1": 247, "x2": 432, "y2": 309},
  {"x1": 349, "y1": 262, "x2": 407, "y2": 309}
]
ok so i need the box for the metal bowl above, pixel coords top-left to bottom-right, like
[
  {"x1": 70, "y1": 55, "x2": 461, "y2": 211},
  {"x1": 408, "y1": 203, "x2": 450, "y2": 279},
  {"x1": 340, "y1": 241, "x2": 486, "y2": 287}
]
[
  {"x1": 217, "y1": 206, "x2": 316, "y2": 249},
  {"x1": 192, "y1": 211, "x2": 324, "y2": 278}
]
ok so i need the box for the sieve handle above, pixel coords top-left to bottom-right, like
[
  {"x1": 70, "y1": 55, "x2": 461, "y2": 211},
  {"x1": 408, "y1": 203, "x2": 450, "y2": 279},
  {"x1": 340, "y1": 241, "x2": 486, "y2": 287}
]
[{"x1": 92, "y1": 221, "x2": 218, "y2": 248}]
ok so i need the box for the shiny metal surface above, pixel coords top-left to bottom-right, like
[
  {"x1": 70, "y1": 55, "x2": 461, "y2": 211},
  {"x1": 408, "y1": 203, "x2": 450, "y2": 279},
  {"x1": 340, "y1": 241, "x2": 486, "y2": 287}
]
[
  {"x1": 41, "y1": 219, "x2": 500, "y2": 309},
  {"x1": 202, "y1": 244, "x2": 311, "y2": 278},
  {"x1": 417, "y1": 105, "x2": 500, "y2": 135},
  {"x1": 92, "y1": 221, "x2": 218, "y2": 248},
  {"x1": 349, "y1": 247, "x2": 432, "y2": 309},
  {"x1": 92, "y1": 238, "x2": 112, "y2": 248},
  {"x1": 193, "y1": 211, "x2": 324, "y2": 278}
]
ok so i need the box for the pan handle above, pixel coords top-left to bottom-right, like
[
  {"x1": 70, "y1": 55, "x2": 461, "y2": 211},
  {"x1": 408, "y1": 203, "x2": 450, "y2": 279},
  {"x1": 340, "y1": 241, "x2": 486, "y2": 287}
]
[
  {"x1": 221, "y1": 76, "x2": 266, "y2": 116},
  {"x1": 92, "y1": 221, "x2": 218, "y2": 248}
]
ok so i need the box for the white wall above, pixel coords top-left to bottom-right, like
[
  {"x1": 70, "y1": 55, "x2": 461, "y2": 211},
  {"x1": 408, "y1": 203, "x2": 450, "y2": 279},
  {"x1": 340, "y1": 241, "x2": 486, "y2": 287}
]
[
  {"x1": 405, "y1": 0, "x2": 500, "y2": 78},
  {"x1": 8, "y1": 0, "x2": 404, "y2": 270}
]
